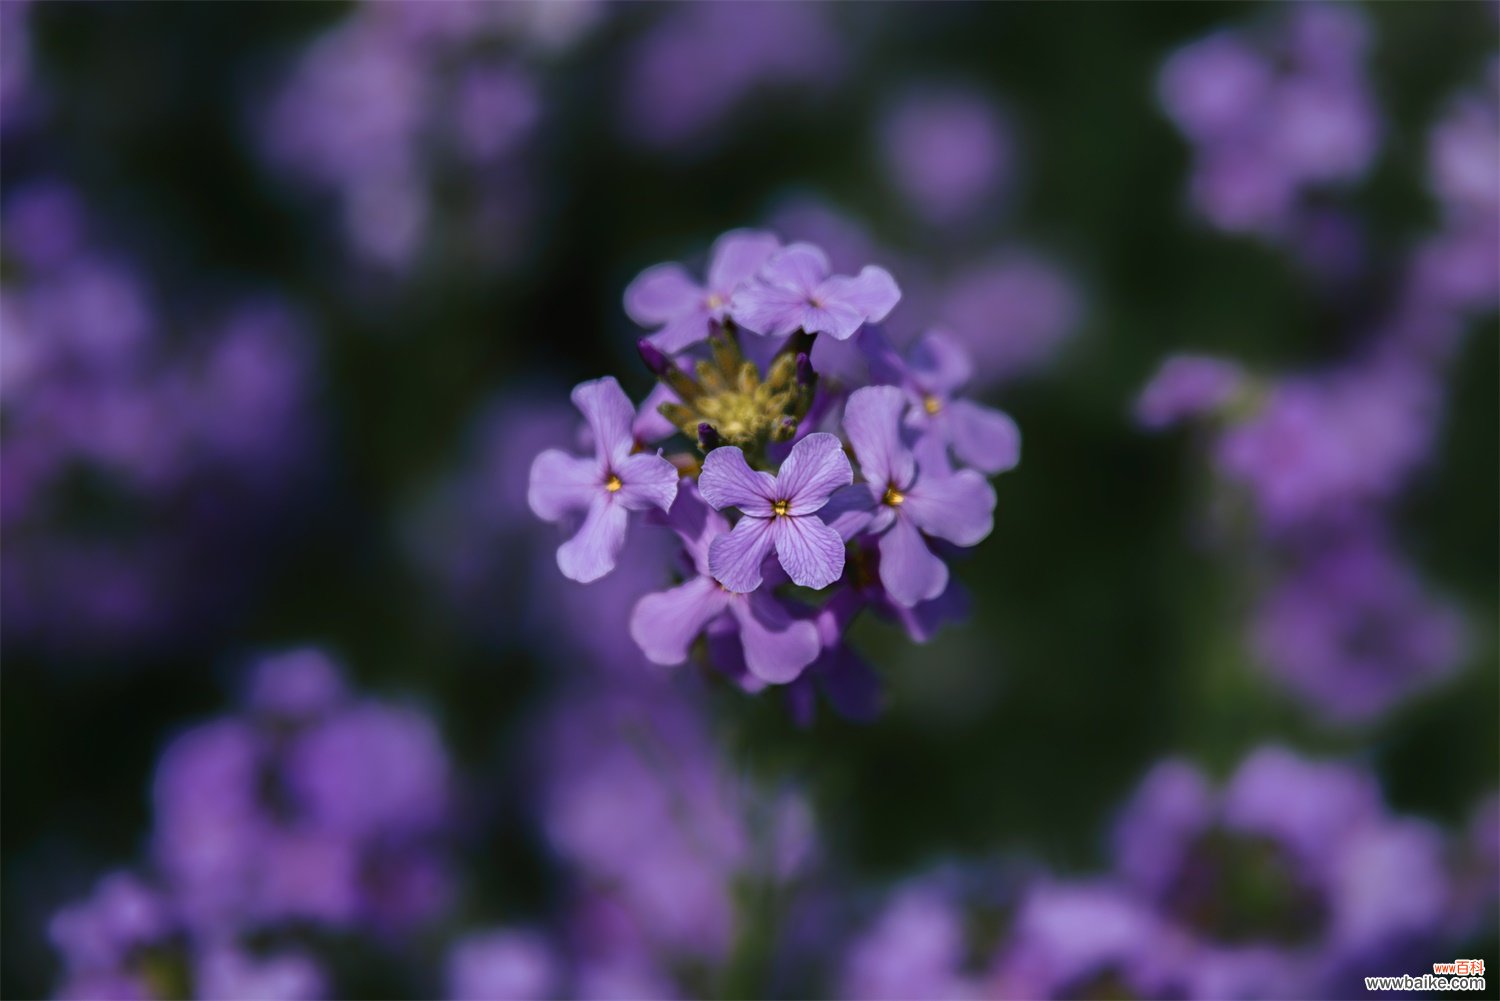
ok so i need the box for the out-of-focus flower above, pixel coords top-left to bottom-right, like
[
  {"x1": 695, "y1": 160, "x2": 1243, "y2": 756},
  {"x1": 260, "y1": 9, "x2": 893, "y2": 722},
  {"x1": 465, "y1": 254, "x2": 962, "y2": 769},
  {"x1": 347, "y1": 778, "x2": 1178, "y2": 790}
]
[
  {"x1": 49, "y1": 873, "x2": 326, "y2": 1001},
  {"x1": 1158, "y1": 4, "x2": 1381, "y2": 237},
  {"x1": 446, "y1": 929, "x2": 562, "y2": 1001},
  {"x1": 1110, "y1": 747, "x2": 1455, "y2": 997},
  {"x1": 0, "y1": 183, "x2": 319, "y2": 658},
  {"x1": 933, "y1": 251, "x2": 1083, "y2": 385},
  {"x1": 1251, "y1": 529, "x2": 1466, "y2": 721},
  {"x1": 528, "y1": 377, "x2": 679, "y2": 583},
  {"x1": 878, "y1": 86, "x2": 1012, "y2": 227},
  {"x1": 151, "y1": 649, "x2": 455, "y2": 934},
  {"x1": 619, "y1": 1, "x2": 843, "y2": 152},
  {"x1": 836, "y1": 878, "x2": 978, "y2": 1001},
  {"x1": 1135, "y1": 354, "x2": 1247, "y2": 429},
  {"x1": 625, "y1": 230, "x2": 781, "y2": 353}
]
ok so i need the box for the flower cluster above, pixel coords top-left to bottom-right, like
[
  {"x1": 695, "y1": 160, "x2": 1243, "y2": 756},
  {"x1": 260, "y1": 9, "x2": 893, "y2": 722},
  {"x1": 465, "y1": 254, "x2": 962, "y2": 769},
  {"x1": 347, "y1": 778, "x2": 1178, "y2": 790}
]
[
  {"x1": 836, "y1": 747, "x2": 1489, "y2": 1000},
  {"x1": 1158, "y1": 3, "x2": 1380, "y2": 239},
  {"x1": 1133, "y1": 54, "x2": 1493, "y2": 724},
  {"x1": 528, "y1": 230, "x2": 1019, "y2": 710},
  {"x1": 0, "y1": 181, "x2": 319, "y2": 658},
  {"x1": 49, "y1": 649, "x2": 456, "y2": 1000}
]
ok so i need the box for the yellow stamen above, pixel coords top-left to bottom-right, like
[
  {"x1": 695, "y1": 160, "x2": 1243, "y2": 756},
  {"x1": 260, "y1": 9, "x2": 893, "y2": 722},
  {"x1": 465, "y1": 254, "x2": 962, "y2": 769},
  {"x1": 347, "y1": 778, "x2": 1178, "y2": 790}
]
[
  {"x1": 882, "y1": 485, "x2": 905, "y2": 507},
  {"x1": 605, "y1": 474, "x2": 623, "y2": 492},
  {"x1": 772, "y1": 499, "x2": 791, "y2": 517},
  {"x1": 923, "y1": 394, "x2": 943, "y2": 415}
]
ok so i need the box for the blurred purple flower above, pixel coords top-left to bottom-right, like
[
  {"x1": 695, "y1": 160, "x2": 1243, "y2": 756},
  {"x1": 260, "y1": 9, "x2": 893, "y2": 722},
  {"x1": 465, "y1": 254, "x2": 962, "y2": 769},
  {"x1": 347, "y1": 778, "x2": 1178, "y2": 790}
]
[
  {"x1": 446, "y1": 929, "x2": 562, "y2": 1001},
  {"x1": 528, "y1": 376, "x2": 679, "y2": 583},
  {"x1": 837, "y1": 878, "x2": 978, "y2": 1001},
  {"x1": 879, "y1": 86, "x2": 1012, "y2": 226},
  {"x1": 1251, "y1": 529, "x2": 1466, "y2": 721},
  {"x1": 1135, "y1": 354, "x2": 1246, "y2": 429},
  {"x1": 934, "y1": 251, "x2": 1083, "y2": 385}
]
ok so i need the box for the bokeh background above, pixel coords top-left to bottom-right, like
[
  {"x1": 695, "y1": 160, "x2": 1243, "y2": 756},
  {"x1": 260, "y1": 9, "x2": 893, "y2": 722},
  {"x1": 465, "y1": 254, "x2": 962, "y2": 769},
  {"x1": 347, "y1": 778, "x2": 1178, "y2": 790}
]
[{"x1": 3, "y1": 2, "x2": 1497, "y2": 999}]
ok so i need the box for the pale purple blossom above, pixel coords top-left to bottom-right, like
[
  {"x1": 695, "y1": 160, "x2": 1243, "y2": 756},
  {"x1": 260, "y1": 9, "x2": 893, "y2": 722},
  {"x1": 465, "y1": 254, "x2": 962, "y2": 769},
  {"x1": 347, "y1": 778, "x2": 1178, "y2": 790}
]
[
  {"x1": 731, "y1": 243, "x2": 901, "y2": 342},
  {"x1": 446, "y1": 929, "x2": 562, "y2": 1001},
  {"x1": 837, "y1": 386, "x2": 996, "y2": 608},
  {"x1": 879, "y1": 86, "x2": 1012, "y2": 226},
  {"x1": 1135, "y1": 354, "x2": 1246, "y2": 429},
  {"x1": 528, "y1": 377, "x2": 679, "y2": 583},
  {"x1": 630, "y1": 482, "x2": 820, "y2": 684},
  {"x1": 625, "y1": 230, "x2": 780, "y2": 353},
  {"x1": 700, "y1": 432, "x2": 852, "y2": 592}
]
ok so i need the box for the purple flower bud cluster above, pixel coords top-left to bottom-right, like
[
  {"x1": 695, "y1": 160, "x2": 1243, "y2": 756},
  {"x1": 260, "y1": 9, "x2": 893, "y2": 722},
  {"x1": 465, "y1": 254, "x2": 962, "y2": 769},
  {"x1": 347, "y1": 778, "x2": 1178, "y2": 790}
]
[
  {"x1": 528, "y1": 231, "x2": 1021, "y2": 712},
  {"x1": 49, "y1": 648, "x2": 456, "y2": 999},
  {"x1": 836, "y1": 748, "x2": 1488, "y2": 1000},
  {"x1": 1134, "y1": 60, "x2": 1495, "y2": 724},
  {"x1": 258, "y1": 2, "x2": 582, "y2": 274},
  {"x1": 0, "y1": 182, "x2": 319, "y2": 658},
  {"x1": 1158, "y1": 4, "x2": 1381, "y2": 239}
]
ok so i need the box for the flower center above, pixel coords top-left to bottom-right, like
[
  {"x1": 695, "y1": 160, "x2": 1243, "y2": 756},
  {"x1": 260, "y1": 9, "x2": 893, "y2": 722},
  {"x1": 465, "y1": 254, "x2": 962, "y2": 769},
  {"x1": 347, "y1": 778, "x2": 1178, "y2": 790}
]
[
  {"x1": 705, "y1": 292, "x2": 725, "y2": 310},
  {"x1": 771, "y1": 498, "x2": 791, "y2": 517},
  {"x1": 923, "y1": 394, "x2": 943, "y2": 415},
  {"x1": 605, "y1": 474, "x2": 623, "y2": 492},
  {"x1": 882, "y1": 484, "x2": 905, "y2": 507}
]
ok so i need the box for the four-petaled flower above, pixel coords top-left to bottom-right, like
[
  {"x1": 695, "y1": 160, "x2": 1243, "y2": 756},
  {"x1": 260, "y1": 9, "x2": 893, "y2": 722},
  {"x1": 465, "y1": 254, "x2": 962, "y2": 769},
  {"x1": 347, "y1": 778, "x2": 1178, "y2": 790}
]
[
  {"x1": 630, "y1": 483, "x2": 821, "y2": 683},
  {"x1": 700, "y1": 431, "x2": 852, "y2": 592},
  {"x1": 871, "y1": 329, "x2": 1021, "y2": 475},
  {"x1": 624, "y1": 229, "x2": 781, "y2": 353},
  {"x1": 837, "y1": 385, "x2": 996, "y2": 607},
  {"x1": 528, "y1": 377, "x2": 679, "y2": 583},
  {"x1": 731, "y1": 243, "x2": 901, "y2": 341}
]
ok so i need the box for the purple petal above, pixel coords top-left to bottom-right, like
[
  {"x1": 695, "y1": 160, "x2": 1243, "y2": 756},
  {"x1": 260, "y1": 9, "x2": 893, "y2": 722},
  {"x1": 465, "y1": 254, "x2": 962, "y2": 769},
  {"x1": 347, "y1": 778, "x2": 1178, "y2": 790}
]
[
  {"x1": 629, "y1": 576, "x2": 731, "y2": 666},
  {"x1": 699, "y1": 446, "x2": 777, "y2": 515},
  {"x1": 730, "y1": 591, "x2": 821, "y2": 683},
  {"x1": 801, "y1": 299, "x2": 867, "y2": 341},
  {"x1": 633, "y1": 383, "x2": 678, "y2": 445},
  {"x1": 819, "y1": 483, "x2": 878, "y2": 541},
  {"x1": 878, "y1": 514, "x2": 949, "y2": 607},
  {"x1": 572, "y1": 376, "x2": 636, "y2": 465},
  {"x1": 557, "y1": 493, "x2": 629, "y2": 583},
  {"x1": 660, "y1": 480, "x2": 727, "y2": 574},
  {"x1": 623, "y1": 263, "x2": 702, "y2": 325},
  {"x1": 776, "y1": 432, "x2": 852, "y2": 513},
  {"x1": 911, "y1": 427, "x2": 956, "y2": 480},
  {"x1": 646, "y1": 309, "x2": 714, "y2": 353},
  {"x1": 759, "y1": 243, "x2": 831, "y2": 293},
  {"x1": 820, "y1": 265, "x2": 901, "y2": 325},
  {"x1": 707, "y1": 229, "x2": 781, "y2": 293},
  {"x1": 528, "y1": 449, "x2": 601, "y2": 522},
  {"x1": 729, "y1": 282, "x2": 809, "y2": 339},
  {"x1": 875, "y1": 579, "x2": 971, "y2": 644},
  {"x1": 817, "y1": 644, "x2": 883, "y2": 722},
  {"x1": 708, "y1": 515, "x2": 776, "y2": 593},
  {"x1": 947, "y1": 399, "x2": 1020, "y2": 474},
  {"x1": 902, "y1": 468, "x2": 995, "y2": 546},
  {"x1": 612, "y1": 452, "x2": 679, "y2": 512},
  {"x1": 772, "y1": 515, "x2": 846, "y2": 590},
  {"x1": 907, "y1": 330, "x2": 972, "y2": 395},
  {"x1": 842, "y1": 385, "x2": 916, "y2": 490}
]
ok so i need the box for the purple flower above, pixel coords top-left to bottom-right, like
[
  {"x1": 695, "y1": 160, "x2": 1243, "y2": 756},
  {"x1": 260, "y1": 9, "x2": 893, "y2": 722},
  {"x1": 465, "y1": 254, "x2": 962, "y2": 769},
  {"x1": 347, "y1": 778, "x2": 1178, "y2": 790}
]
[
  {"x1": 879, "y1": 86, "x2": 1012, "y2": 226},
  {"x1": 629, "y1": 482, "x2": 820, "y2": 683},
  {"x1": 698, "y1": 431, "x2": 852, "y2": 592},
  {"x1": 446, "y1": 929, "x2": 561, "y2": 1001},
  {"x1": 1134, "y1": 354, "x2": 1246, "y2": 429},
  {"x1": 624, "y1": 229, "x2": 781, "y2": 353},
  {"x1": 1111, "y1": 747, "x2": 1456, "y2": 998},
  {"x1": 870, "y1": 329, "x2": 1021, "y2": 475},
  {"x1": 1251, "y1": 530, "x2": 1465, "y2": 722},
  {"x1": 730, "y1": 243, "x2": 900, "y2": 342},
  {"x1": 528, "y1": 376, "x2": 679, "y2": 583},
  {"x1": 838, "y1": 386, "x2": 996, "y2": 607},
  {"x1": 934, "y1": 251, "x2": 1082, "y2": 384},
  {"x1": 836, "y1": 878, "x2": 977, "y2": 1001}
]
